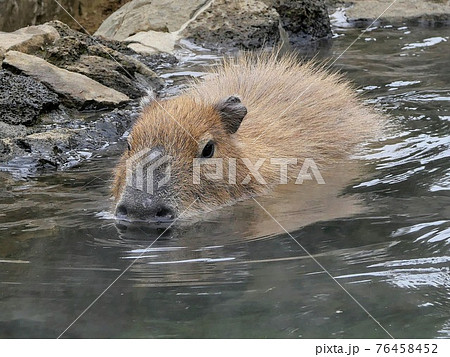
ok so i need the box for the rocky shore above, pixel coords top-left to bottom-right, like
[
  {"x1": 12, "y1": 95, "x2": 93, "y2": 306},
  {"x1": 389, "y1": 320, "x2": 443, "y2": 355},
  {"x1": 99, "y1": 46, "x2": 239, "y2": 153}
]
[
  {"x1": 0, "y1": 20, "x2": 175, "y2": 175},
  {"x1": 0, "y1": 0, "x2": 332, "y2": 176},
  {"x1": 0, "y1": 0, "x2": 448, "y2": 176}
]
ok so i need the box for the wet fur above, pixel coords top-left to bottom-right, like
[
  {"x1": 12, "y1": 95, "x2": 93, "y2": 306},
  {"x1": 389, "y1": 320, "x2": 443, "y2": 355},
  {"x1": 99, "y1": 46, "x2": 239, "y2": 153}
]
[{"x1": 113, "y1": 52, "x2": 384, "y2": 217}]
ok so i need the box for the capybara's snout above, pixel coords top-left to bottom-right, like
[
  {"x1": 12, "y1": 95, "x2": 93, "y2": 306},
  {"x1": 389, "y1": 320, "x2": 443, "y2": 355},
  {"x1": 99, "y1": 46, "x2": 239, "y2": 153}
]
[{"x1": 115, "y1": 186, "x2": 175, "y2": 223}]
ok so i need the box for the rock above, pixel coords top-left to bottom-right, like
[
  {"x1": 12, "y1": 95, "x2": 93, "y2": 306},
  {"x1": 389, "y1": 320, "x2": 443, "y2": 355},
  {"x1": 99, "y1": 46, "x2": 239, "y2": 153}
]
[
  {"x1": 0, "y1": 138, "x2": 13, "y2": 164},
  {"x1": 126, "y1": 31, "x2": 178, "y2": 54},
  {"x1": 0, "y1": 24, "x2": 60, "y2": 54},
  {"x1": 0, "y1": 138, "x2": 23, "y2": 165},
  {"x1": 183, "y1": 0, "x2": 281, "y2": 49},
  {"x1": 23, "y1": 129, "x2": 78, "y2": 161},
  {"x1": 44, "y1": 21, "x2": 136, "y2": 60},
  {"x1": 133, "y1": 52, "x2": 178, "y2": 71},
  {"x1": 0, "y1": 0, "x2": 132, "y2": 34},
  {"x1": 44, "y1": 36, "x2": 90, "y2": 66},
  {"x1": 43, "y1": 22, "x2": 164, "y2": 98},
  {"x1": 95, "y1": 0, "x2": 331, "y2": 52},
  {"x1": 0, "y1": 20, "x2": 174, "y2": 174},
  {"x1": 0, "y1": 70, "x2": 59, "y2": 126},
  {"x1": 87, "y1": 44, "x2": 163, "y2": 90},
  {"x1": 0, "y1": 108, "x2": 137, "y2": 174},
  {"x1": 95, "y1": 0, "x2": 210, "y2": 40},
  {"x1": 0, "y1": 140, "x2": 9, "y2": 155},
  {"x1": 24, "y1": 129, "x2": 76, "y2": 151},
  {"x1": 9, "y1": 128, "x2": 81, "y2": 169},
  {"x1": 344, "y1": 0, "x2": 450, "y2": 24},
  {"x1": 265, "y1": 0, "x2": 331, "y2": 44},
  {"x1": 0, "y1": 122, "x2": 27, "y2": 139},
  {"x1": 3, "y1": 51, "x2": 130, "y2": 109},
  {"x1": 65, "y1": 54, "x2": 158, "y2": 98}
]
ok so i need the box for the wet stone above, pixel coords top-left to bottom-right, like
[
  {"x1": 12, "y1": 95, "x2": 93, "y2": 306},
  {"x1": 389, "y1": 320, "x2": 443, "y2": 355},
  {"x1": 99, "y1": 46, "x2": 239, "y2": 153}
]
[{"x1": 0, "y1": 69, "x2": 59, "y2": 126}]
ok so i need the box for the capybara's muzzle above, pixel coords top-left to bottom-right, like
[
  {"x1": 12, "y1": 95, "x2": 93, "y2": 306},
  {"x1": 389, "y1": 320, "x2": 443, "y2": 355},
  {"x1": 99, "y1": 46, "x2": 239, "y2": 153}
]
[{"x1": 115, "y1": 186, "x2": 175, "y2": 223}]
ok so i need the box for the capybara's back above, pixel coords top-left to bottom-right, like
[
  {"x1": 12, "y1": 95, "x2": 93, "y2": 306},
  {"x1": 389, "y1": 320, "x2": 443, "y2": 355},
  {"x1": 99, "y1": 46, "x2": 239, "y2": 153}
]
[
  {"x1": 113, "y1": 52, "x2": 384, "y2": 222},
  {"x1": 191, "y1": 53, "x2": 383, "y2": 167}
]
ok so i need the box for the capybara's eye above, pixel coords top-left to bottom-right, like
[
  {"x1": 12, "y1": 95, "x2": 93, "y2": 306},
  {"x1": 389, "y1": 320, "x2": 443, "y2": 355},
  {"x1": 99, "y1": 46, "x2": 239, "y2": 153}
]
[
  {"x1": 201, "y1": 140, "x2": 215, "y2": 158},
  {"x1": 127, "y1": 141, "x2": 132, "y2": 151}
]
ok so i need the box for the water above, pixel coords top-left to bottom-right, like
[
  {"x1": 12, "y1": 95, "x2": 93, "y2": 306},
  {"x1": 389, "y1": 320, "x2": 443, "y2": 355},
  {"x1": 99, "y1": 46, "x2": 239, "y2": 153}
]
[{"x1": 1, "y1": 24, "x2": 449, "y2": 338}]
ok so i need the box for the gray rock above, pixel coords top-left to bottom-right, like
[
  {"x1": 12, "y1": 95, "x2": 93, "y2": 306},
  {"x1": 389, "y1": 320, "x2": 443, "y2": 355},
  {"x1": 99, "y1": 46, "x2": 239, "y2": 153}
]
[
  {"x1": 125, "y1": 31, "x2": 178, "y2": 54},
  {"x1": 87, "y1": 44, "x2": 164, "y2": 94},
  {"x1": 0, "y1": 24, "x2": 60, "y2": 54},
  {"x1": 95, "y1": 0, "x2": 210, "y2": 41},
  {"x1": 45, "y1": 20, "x2": 134, "y2": 51},
  {"x1": 0, "y1": 70, "x2": 59, "y2": 126},
  {"x1": 3, "y1": 51, "x2": 130, "y2": 109},
  {"x1": 3, "y1": 128, "x2": 82, "y2": 172},
  {"x1": 0, "y1": 138, "x2": 19, "y2": 164},
  {"x1": 0, "y1": 139, "x2": 8, "y2": 154},
  {"x1": 0, "y1": 139, "x2": 11, "y2": 163},
  {"x1": 266, "y1": 0, "x2": 331, "y2": 44},
  {"x1": 344, "y1": 0, "x2": 450, "y2": 24},
  {"x1": 43, "y1": 23, "x2": 164, "y2": 98},
  {"x1": 22, "y1": 129, "x2": 79, "y2": 166},
  {"x1": 133, "y1": 52, "x2": 178, "y2": 71},
  {"x1": 0, "y1": 0, "x2": 128, "y2": 33},
  {"x1": 0, "y1": 19, "x2": 176, "y2": 173},
  {"x1": 0, "y1": 122, "x2": 28, "y2": 139},
  {"x1": 44, "y1": 36, "x2": 90, "y2": 66},
  {"x1": 0, "y1": 107, "x2": 137, "y2": 175},
  {"x1": 65, "y1": 55, "x2": 147, "y2": 98},
  {"x1": 0, "y1": 20, "x2": 175, "y2": 173},
  {"x1": 183, "y1": 0, "x2": 281, "y2": 49},
  {"x1": 94, "y1": 0, "x2": 331, "y2": 52}
]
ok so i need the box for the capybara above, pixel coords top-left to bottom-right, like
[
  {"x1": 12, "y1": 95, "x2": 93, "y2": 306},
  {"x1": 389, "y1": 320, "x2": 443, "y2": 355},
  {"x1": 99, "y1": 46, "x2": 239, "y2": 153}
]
[{"x1": 112, "y1": 53, "x2": 383, "y2": 222}]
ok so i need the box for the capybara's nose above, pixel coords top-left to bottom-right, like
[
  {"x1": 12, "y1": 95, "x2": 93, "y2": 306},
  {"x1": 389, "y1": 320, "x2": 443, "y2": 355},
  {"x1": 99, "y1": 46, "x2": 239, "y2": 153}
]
[
  {"x1": 115, "y1": 204, "x2": 129, "y2": 219},
  {"x1": 153, "y1": 205, "x2": 175, "y2": 220},
  {"x1": 115, "y1": 202, "x2": 174, "y2": 222},
  {"x1": 115, "y1": 187, "x2": 175, "y2": 222}
]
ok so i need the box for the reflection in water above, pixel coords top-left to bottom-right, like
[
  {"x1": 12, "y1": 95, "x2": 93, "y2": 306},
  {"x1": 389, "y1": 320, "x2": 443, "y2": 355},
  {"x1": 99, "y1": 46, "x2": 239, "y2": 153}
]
[{"x1": 0, "y1": 24, "x2": 449, "y2": 338}]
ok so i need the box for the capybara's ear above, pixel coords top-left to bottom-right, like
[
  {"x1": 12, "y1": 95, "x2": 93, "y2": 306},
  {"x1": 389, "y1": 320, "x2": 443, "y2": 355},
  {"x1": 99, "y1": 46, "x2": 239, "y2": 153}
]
[{"x1": 214, "y1": 96, "x2": 247, "y2": 134}]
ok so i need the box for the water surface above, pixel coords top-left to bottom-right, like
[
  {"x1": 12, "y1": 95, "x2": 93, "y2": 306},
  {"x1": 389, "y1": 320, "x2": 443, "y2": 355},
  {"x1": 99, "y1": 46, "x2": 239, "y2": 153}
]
[{"x1": 0, "y1": 24, "x2": 449, "y2": 338}]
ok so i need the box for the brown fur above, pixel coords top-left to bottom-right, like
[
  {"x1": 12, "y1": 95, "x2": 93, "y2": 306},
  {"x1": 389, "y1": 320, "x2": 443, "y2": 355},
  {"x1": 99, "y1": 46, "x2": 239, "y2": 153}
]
[{"x1": 113, "y1": 52, "x2": 384, "y2": 218}]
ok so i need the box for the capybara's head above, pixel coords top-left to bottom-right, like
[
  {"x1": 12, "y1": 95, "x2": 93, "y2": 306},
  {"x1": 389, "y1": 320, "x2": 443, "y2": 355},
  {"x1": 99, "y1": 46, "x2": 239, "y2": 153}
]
[{"x1": 112, "y1": 95, "x2": 251, "y2": 222}]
